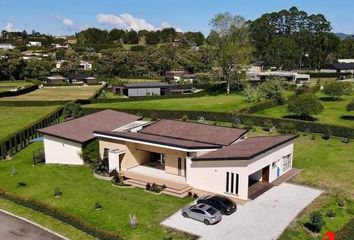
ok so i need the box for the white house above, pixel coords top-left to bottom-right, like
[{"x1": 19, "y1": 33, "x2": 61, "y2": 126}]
[
  {"x1": 27, "y1": 41, "x2": 42, "y2": 47},
  {"x1": 0, "y1": 43, "x2": 15, "y2": 50},
  {"x1": 79, "y1": 61, "x2": 92, "y2": 70}
]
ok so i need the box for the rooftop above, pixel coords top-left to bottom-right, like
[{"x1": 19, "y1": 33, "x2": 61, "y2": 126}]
[
  {"x1": 38, "y1": 110, "x2": 141, "y2": 143},
  {"x1": 123, "y1": 82, "x2": 171, "y2": 88},
  {"x1": 322, "y1": 63, "x2": 354, "y2": 70},
  {"x1": 193, "y1": 135, "x2": 297, "y2": 161},
  {"x1": 140, "y1": 119, "x2": 248, "y2": 146}
]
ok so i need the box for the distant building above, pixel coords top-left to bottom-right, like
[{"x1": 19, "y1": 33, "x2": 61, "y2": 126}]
[
  {"x1": 27, "y1": 41, "x2": 42, "y2": 47},
  {"x1": 45, "y1": 75, "x2": 68, "y2": 85},
  {"x1": 113, "y1": 82, "x2": 171, "y2": 97},
  {"x1": 165, "y1": 71, "x2": 195, "y2": 83},
  {"x1": 338, "y1": 59, "x2": 354, "y2": 64},
  {"x1": 78, "y1": 61, "x2": 92, "y2": 70},
  {"x1": 249, "y1": 61, "x2": 265, "y2": 73},
  {"x1": 67, "y1": 73, "x2": 97, "y2": 85},
  {"x1": 52, "y1": 43, "x2": 69, "y2": 49},
  {"x1": 55, "y1": 60, "x2": 67, "y2": 69},
  {"x1": 0, "y1": 43, "x2": 15, "y2": 50},
  {"x1": 247, "y1": 71, "x2": 310, "y2": 84},
  {"x1": 320, "y1": 63, "x2": 354, "y2": 74}
]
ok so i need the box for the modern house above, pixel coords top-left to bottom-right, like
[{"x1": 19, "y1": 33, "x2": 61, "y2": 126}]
[
  {"x1": 26, "y1": 41, "x2": 42, "y2": 47},
  {"x1": 165, "y1": 71, "x2": 195, "y2": 83},
  {"x1": 67, "y1": 73, "x2": 97, "y2": 85},
  {"x1": 79, "y1": 60, "x2": 93, "y2": 70},
  {"x1": 0, "y1": 43, "x2": 15, "y2": 50},
  {"x1": 45, "y1": 75, "x2": 68, "y2": 85},
  {"x1": 321, "y1": 63, "x2": 354, "y2": 74},
  {"x1": 38, "y1": 110, "x2": 143, "y2": 165},
  {"x1": 112, "y1": 82, "x2": 172, "y2": 97},
  {"x1": 39, "y1": 111, "x2": 297, "y2": 201},
  {"x1": 247, "y1": 71, "x2": 310, "y2": 83}
]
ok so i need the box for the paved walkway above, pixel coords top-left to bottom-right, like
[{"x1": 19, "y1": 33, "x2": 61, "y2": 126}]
[
  {"x1": 0, "y1": 211, "x2": 65, "y2": 240},
  {"x1": 161, "y1": 183, "x2": 322, "y2": 240}
]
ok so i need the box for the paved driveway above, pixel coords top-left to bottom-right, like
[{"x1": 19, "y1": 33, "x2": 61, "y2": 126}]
[
  {"x1": 0, "y1": 211, "x2": 65, "y2": 240},
  {"x1": 162, "y1": 183, "x2": 322, "y2": 240}
]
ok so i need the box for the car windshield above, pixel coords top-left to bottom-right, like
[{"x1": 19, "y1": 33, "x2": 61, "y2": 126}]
[{"x1": 206, "y1": 207, "x2": 217, "y2": 215}]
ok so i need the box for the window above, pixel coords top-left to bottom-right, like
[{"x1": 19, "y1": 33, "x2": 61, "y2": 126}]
[
  {"x1": 225, "y1": 172, "x2": 239, "y2": 195},
  {"x1": 272, "y1": 161, "x2": 277, "y2": 168},
  {"x1": 282, "y1": 154, "x2": 292, "y2": 172}
]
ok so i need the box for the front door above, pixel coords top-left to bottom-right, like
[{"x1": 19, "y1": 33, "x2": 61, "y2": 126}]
[{"x1": 262, "y1": 166, "x2": 270, "y2": 182}]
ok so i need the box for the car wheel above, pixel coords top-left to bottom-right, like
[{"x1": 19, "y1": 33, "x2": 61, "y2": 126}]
[
  {"x1": 182, "y1": 212, "x2": 189, "y2": 218},
  {"x1": 204, "y1": 219, "x2": 210, "y2": 225}
]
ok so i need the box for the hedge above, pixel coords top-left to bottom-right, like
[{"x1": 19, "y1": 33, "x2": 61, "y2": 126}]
[
  {"x1": 337, "y1": 218, "x2": 354, "y2": 240},
  {"x1": 84, "y1": 108, "x2": 354, "y2": 138},
  {"x1": 238, "y1": 99, "x2": 282, "y2": 114},
  {"x1": 306, "y1": 72, "x2": 352, "y2": 79},
  {"x1": 0, "y1": 188, "x2": 124, "y2": 240},
  {"x1": 0, "y1": 85, "x2": 39, "y2": 98},
  {"x1": 0, "y1": 100, "x2": 70, "y2": 107}
]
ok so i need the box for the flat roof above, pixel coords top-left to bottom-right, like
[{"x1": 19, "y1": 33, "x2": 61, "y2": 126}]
[
  {"x1": 38, "y1": 110, "x2": 141, "y2": 144},
  {"x1": 193, "y1": 135, "x2": 297, "y2": 161},
  {"x1": 140, "y1": 119, "x2": 248, "y2": 146},
  {"x1": 123, "y1": 82, "x2": 171, "y2": 88},
  {"x1": 94, "y1": 131, "x2": 221, "y2": 151}
]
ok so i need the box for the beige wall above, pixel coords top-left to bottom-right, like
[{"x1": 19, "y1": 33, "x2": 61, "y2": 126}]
[{"x1": 98, "y1": 137, "x2": 187, "y2": 176}]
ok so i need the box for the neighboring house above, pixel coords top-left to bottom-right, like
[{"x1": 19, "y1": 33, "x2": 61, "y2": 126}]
[
  {"x1": 67, "y1": 73, "x2": 97, "y2": 85},
  {"x1": 247, "y1": 71, "x2": 310, "y2": 83},
  {"x1": 338, "y1": 59, "x2": 354, "y2": 64},
  {"x1": 249, "y1": 61, "x2": 265, "y2": 73},
  {"x1": 165, "y1": 71, "x2": 195, "y2": 83},
  {"x1": 45, "y1": 75, "x2": 68, "y2": 85},
  {"x1": 27, "y1": 41, "x2": 42, "y2": 47},
  {"x1": 0, "y1": 43, "x2": 15, "y2": 50},
  {"x1": 79, "y1": 60, "x2": 92, "y2": 70},
  {"x1": 320, "y1": 63, "x2": 354, "y2": 74},
  {"x1": 55, "y1": 60, "x2": 67, "y2": 69},
  {"x1": 38, "y1": 110, "x2": 142, "y2": 165},
  {"x1": 52, "y1": 43, "x2": 69, "y2": 49},
  {"x1": 113, "y1": 82, "x2": 172, "y2": 97},
  {"x1": 93, "y1": 119, "x2": 297, "y2": 200}
]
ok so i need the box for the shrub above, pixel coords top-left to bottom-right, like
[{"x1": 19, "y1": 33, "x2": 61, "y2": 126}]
[
  {"x1": 322, "y1": 129, "x2": 331, "y2": 140},
  {"x1": 95, "y1": 202, "x2": 102, "y2": 210},
  {"x1": 150, "y1": 112, "x2": 158, "y2": 121},
  {"x1": 278, "y1": 122, "x2": 296, "y2": 134},
  {"x1": 263, "y1": 119, "x2": 274, "y2": 132},
  {"x1": 346, "y1": 99, "x2": 354, "y2": 112},
  {"x1": 308, "y1": 211, "x2": 325, "y2": 233},
  {"x1": 197, "y1": 117, "x2": 207, "y2": 124},
  {"x1": 325, "y1": 209, "x2": 336, "y2": 218},
  {"x1": 54, "y1": 187, "x2": 62, "y2": 198},
  {"x1": 18, "y1": 182, "x2": 27, "y2": 187},
  {"x1": 181, "y1": 115, "x2": 188, "y2": 121},
  {"x1": 63, "y1": 102, "x2": 83, "y2": 119},
  {"x1": 323, "y1": 82, "x2": 351, "y2": 100},
  {"x1": 288, "y1": 94, "x2": 324, "y2": 118},
  {"x1": 81, "y1": 139, "x2": 100, "y2": 166},
  {"x1": 336, "y1": 197, "x2": 345, "y2": 207}
]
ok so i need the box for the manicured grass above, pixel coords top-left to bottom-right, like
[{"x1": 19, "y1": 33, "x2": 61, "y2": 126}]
[
  {"x1": 0, "y1": 106, "x2": 61, "y2": 140},
  {"x1": 0, "y1": 142, "x2": 193, "y2": 240},
  {"x1": 0, "y1": 198, "x2": 94, "y2": 240},
  {"x1": 0, "y1": 85, "x2": 102, "y2": 101},
  {"x1": 85, "y1": 93, "x2": 250, "y2": 113},
  {"x1": 255, "y1": 92, "x2": 354, "y2": 128},
  {"x1": 0, "y1": 81, "x2": 32, "y2": 93}
]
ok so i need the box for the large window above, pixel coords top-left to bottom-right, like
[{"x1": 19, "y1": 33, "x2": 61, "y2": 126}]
[
  {"x1": 226, "y1": 172, "x2": 239, "y2": 195},
  {"x1": 282, "y1": 154, "x2": 292, "y2": 172}
]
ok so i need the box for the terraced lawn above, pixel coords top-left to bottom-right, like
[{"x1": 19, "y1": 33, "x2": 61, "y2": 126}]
[
  {"x1": 0, "y1": 106, "x2": 61, "y2": 140},
  {"x1": 0, "y1": 81, "x2": 33, "y2": 93},
  {"x1": 85, "y1": 93, "x2": 250, "y2": 113},
  {"x1": 0, "y1": 142, "x2": 193, "y2": 240},
  {"x1": 255, "y1": 92, "x2": 354, "y2": 128},
  {"x1": 0, "y1": 85, "x2": 102, "y2": 101}
]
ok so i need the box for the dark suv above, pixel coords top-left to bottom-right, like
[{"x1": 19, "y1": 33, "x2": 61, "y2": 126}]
[{"x1": 197, "y1": 195, "x2": 237, "y2": 215}]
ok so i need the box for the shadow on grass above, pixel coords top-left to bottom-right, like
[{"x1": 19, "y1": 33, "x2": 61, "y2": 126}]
[
  {"x1": 283, "y1": 115, "x2": 318, "y2": 121},
  {"x1": 318, "y1": 96, "x2": 343, "y2": 102},
  {"x1": 340, "y1": 115, "x2": 354, "y2": 121}
]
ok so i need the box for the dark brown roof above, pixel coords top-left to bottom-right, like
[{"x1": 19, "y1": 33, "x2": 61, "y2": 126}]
[
  {"x1": 193, "y1": 135, "x2": 297, "y2": 161},
  {"x1": 140, "y1": 119, "x2": 248, "y2": 146},
  {"x1": 38, "y1": 110, "x2": 141, "y2": 143},
  {"x1": 94, "y1": 131, "x2": 221, "y2": 150}
]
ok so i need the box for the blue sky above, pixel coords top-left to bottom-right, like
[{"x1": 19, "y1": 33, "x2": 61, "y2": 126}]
[{"x1": 0, "y1": 0, "x2": 353, "y2": 35}]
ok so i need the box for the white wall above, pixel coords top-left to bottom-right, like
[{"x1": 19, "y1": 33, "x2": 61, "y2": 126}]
[
  {"x1": 43, "y1": 135, "x2": 84, "y2": 165},
  {"x1": 128, "y1": 88, "x2": 161, "y2": 97}
]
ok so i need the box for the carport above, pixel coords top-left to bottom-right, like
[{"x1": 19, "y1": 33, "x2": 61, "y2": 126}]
[{"x1": 248, "y1": 165, "x2": 273, "y2": 200}]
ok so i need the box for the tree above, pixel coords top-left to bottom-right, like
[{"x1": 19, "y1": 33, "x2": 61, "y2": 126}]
[
  {"x1": 124, "y1": 30, "x2": 139, "y2": 44},
  {"x1": 346, "y1": 99, "x2": 354, "y2": 112},
  {"x1": 109, "y1": 29, "x2": 126, "y2": 42},
  {"x1": 209, "y1": 12, "x2": 253, "y2": 94},
  {"x1": 145, "y1": 31, "x2": 160, "y2": 45},
  {"x1": 24, "y1": 59, "x2": 54, "y2": 78},
  {"x1": 160, "y1": 28, "x2": 177, "y2": 43},
  {"x1": 323, "y1": 82, "x2": 351, "y2": 100},
  {"x1": 288, "y1": 94, "x2": 324, "y2": 117},
  {"x1": 338, "y1": 37, "x2": 354, "y2": 59},
  {"x1": 256, "y1": 78, "x2": 284, "y2": 101},
  {"x1": 182, "y1": 32, "x2": 205, "y2": 46}
]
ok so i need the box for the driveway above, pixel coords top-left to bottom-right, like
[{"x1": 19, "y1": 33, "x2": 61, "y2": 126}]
[
  {"x1": 0, "y1": 211, "x2": 65, "y2": 240},
  {"x1": 161, "y1": 183, "x2": 322, "y2": 240}
]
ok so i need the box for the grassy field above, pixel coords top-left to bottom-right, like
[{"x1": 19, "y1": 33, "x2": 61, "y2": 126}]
[
  {"x1": 85, "y1": 93, "x2": 250, "y2": 112},
  {"x1": 255, "y1": 92, "x2": 354, "y2": 128},
  {"x1": 0, "y1": 85, "x2": 102, "y2": 101},
  {"x1": 0, "y1": 142, "x2": 193, "y2": 240},
  {"x1": 0, "y1": 106, "x2": 61, "y2": 140},
  {"x1": 0, "y1": 81, "x2": 32, "y2": 93}
]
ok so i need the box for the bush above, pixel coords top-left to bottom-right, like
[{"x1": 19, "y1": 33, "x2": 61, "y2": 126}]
[
  {"x1": 336, "y1": 197, "x2": 345, "y2": 207},
  {"x1": 181, "y1": 115, "x2": 188, "y2": 121},
  {"x1": 63, "y1": 102, "x2": 83, "y2": 119},
  {"x1": 81, "y1": 139, "x2": 100, "y2": 165},
  {"x1": 54, "y1": 187, "x2": 62, "y2": 198},
  {"x1": 308, "y1": 211, "x2": 325, "y2": 233},
  {"x1": 325, "y1": 209, "x2": 336, "y2": 218},
  {"x1": 287, "y1": 94, "x2": 324, "y2": 118},
  {"x1": 0, "y1": 188, "x2": 124, "y2": 240},
  {"x1": 346, "y1": 99, "x2": 354, "y2": 112},
  {"x1": 95, "y1": 202, "x2": 102, "y2": 210},
  {"x1": 278, "y1": 122, "x2": 296, "y2": 134},
  {"x1": 323, "y1": 82, "x2": 351, "y2": 100},
  {"x1": 18, "y1": 182, "x2": 27, "y2": 187}
]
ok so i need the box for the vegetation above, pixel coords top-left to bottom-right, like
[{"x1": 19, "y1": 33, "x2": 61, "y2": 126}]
[
  {"x1": 323, "y1": 82, "x2": 353, "y2": 100},
  {"x1": 347, "y1": 99, "x2": 354, "y2": 112},
  {"x1": 0, "y1": 81, "x2": 32, "y2": 92},
  {"x1": 62, "y1": 102, "x2": 83, "y2": 119},
  {"x1": 287, "y1": 94, "x2": 324, "y2": 119},
  {"x1": 81, "y1": 139, "x2": 100, "y2": 165}
]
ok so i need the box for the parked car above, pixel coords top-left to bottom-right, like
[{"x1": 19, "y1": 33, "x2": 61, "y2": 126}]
[
  {"x1": 181, "y1": 203, "x2": 222, "y2": 225},
  {"x1": 197, "y1": 195, "x2": 237, "y2": 215}
]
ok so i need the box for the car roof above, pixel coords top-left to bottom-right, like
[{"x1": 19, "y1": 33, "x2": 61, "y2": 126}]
[{"x1": 194, "y1": 203, "x2": 214, "y2": 211}]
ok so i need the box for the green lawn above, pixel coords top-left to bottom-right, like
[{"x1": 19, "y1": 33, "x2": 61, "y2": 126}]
[
  {"x1": 85, "y1": 93, "x2": 250, "y2": 113},
  {"x1": 0, "y1": 142, "x2": 193, "y2": 240},
  {"x1": 255, "y1": 92, "x2": 354, "y2": 128},
  {"x1": 0, "y1": 81, "x2": 32, "y2": 93},
  {"x1": 0, "y1": 106, "x2": 61, "y2": 140},
  {"x1": 0, "y1": 85, "x2": 102, "y2": 102}
]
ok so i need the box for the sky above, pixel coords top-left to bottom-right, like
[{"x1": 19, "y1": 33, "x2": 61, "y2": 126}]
[{"x1": 0, "y1": 0, "x2": 353, "y2": 36}]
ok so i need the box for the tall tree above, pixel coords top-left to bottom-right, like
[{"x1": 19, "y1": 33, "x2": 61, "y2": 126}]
[{"x1": 209, "y1": 13, "x2": 253, "y2": 94}]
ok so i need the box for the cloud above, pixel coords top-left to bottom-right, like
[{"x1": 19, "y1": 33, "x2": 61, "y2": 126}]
[
  {"x1": 62, "y1": 18, "x2": 74, "y2": 27},
  {"x1": 96, "y1": 13, "x2": 182, "y2": 32},
  {"x1": 3, "y1": 22, "x2": 20, "y2": 32},
  {"x1": 55, "y1": 15, "x2": 80, "y2": 31}
]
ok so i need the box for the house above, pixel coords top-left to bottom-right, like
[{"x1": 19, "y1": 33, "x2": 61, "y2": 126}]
[
  {"x1": 26, "y1": 41, "x2": 42, "y2": 47},
  {"x1": 320, "y1": 63, "x2": 354, "y2": 74},
  {"x1": 52, "y1": 43, "x2": 69, "y2": 49},
  {"x1": 0, "y1": 43, "x2": 15, "y2": 50},
  {"x1": 113, "y1": 82, "x2": 172, "y2": 97},
  {"x1": 165, "y1": 71, "x2": 195, "y2": 83},
  {"x1": 67, "y1": 73, "x2": 97, "y2": 85},
  {"x1": 55, "y1": 60, "x2": 67, "y2": 69},
  {"x1": 249, "y1": 61, "x2": 265, "y2": 73},
  {"x1": 38, "y1": 110, "x2": 143, "y2": 165},
  {"x1": 247, "y1": 71, "x2": 310, "y2": 83},
  {"x1": 338, "y1": 59, "x2": 354, "y2": 64},
  {"x1": 45, "y1": 75, "x2": 68, "y2": 84},
  {"x1": 79, "y1": 60, "x2": 92, "y2": 70},
  {"x1": 93, "y1": 119, "x2": 297, "y2": 200}
]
